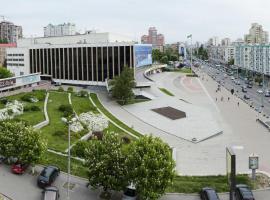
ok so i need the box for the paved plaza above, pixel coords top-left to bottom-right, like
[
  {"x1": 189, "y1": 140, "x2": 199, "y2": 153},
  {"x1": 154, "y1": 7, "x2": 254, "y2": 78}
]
[{"x1": 98, "y1": 70, "x2": 270, "y2": 176}]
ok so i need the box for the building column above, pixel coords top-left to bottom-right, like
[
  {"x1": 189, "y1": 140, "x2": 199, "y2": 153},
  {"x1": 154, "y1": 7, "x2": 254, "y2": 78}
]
[
  {"x1": 129, "y1": 46, "x2": 132, "y2": 68},
  {"x1": 76, "y1": 48, "x2": 79, "y2": 80},
  {"x1": 67, "y1": 48, "x2": 70, "y2": 80},
  {"x1": 112, "y1": 46, "x2": 115, "y2": 77},
  {"x1": 107, "y1": 46, "x2": 109, "y2": 79},
  {"x1": 101, "y1": 46, "x2": 104, "y2": 81},
  {"x1": 118, "y1": 46, "x2": 120, "y2": 76},
  {"x1": 96, "y1": 47, "x2": 98, "y2": 82},
  {"x1": 59, "y1": 48, "x2": 61, "y2": 79},
  {"x1": 63, "y1": 48, "x2": 65, "y2": 80},
  {"x1": 81, "y1": 47, "x2": 84, "y2": 81},
  {"x1": 124, "y1": 45, "x2": 126, "y2": 67},
  {"x1": 46, "y1": 49, "x2": 49, "y2": 75},
  {"x1": 86, "y1": 47, "x2": 89, "y2": 81},
  {"x1": 35, "y1": 49, "x2": 38, "y2": 73}
]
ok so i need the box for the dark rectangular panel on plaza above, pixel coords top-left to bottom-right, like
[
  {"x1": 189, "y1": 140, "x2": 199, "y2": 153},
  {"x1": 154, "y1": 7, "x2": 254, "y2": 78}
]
[{"x1": 151, "y1": 106, "x2": 186, "y2": 120}]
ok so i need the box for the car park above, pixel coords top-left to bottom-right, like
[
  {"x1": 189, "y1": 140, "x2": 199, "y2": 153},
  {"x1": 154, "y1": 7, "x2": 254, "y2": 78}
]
[
  {"x1": 200, "y1": 187, "x2": 220, "y2": 200},
  {"x1": 11, "y1": 162, "x2": 29, "y2": 174},
  {"x1": 37, "y1": 166, "x2": 60, "y2": 188},
  {"x1": 235, "y1": 184, "x2": 255, "y2": 200},
  {"x1": 42, "y1": 186, "x2": 60, "y2": 200},
  {"x1": 122, "y1": 184, "x2": 137, "y2": 200}
]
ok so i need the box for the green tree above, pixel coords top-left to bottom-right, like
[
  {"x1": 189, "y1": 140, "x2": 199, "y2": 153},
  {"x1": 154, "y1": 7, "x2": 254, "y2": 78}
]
[
  {"x1": 228, "y1": 58, "x2": 234, "y2": 66},
  {"x1": 126, "y1": 135, "x2": 175, "y2": 200},
  {"x1": 0, "y1": 121, "x2": 47, "y2": 165},
  {"x1": 160, "y1": 56, "x2": 168, "y2": 64},
  {"x1": 152, "y1": 49, "x2": 163, "y2": 62},
  {"x1": 110, "y1": 66, "x2": 135, "y2": 105},
  {"x1": 170, "y1": 55, "x2": 178, "y2": 62},
  {"x1": 0, "y1": 67, "x2": 13, "y2": 79},
  {"x1": 85, "y1": 132, "x2": 128, "y2": 198}
]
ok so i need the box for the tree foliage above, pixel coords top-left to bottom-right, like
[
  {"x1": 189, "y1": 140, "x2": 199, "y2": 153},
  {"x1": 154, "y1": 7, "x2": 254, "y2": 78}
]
[
  {"x1": 0, "y1": 38, "x2": 8, "y2": 44},
  {"x1": 110, "y1": 66, "x2": 135, "y2": 105},
  {"x1": 194, "y1": 45, "x2": 208, "y2": 60},
  {"x1": 125, "y1": 135, "x2": 175, "y2": 200},
  {"x1": 152, "y1": 49, "x2": 178, "y2": 64},
  {"x1": 0, "y1": 121, "x2": 47, "y2": 164},
  {"x1": 0, "y1": 67, "x2": 13, "y2": 79},
  {"x1": 85, "y1": 132, "x2": 128, "y2": 192},
  {"x1": 228, "y1": 58, "x2": 234, "y2": 66}
]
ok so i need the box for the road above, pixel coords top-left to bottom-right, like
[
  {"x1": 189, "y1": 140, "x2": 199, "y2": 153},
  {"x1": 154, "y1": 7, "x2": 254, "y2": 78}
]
[{"x1": 199, "y1": 61, "x2": 270, "y2": 117}]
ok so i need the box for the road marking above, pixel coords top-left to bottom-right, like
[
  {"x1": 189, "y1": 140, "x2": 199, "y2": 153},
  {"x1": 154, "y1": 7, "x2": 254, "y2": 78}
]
[{"x1": 197, "y1": 77, "x2": 220, "y2": 113}]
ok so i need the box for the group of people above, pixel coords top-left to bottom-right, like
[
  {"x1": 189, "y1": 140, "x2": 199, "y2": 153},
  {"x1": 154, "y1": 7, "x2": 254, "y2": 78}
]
[{"x1": 215, "y1": 85, "x2": 239, "y2": 106}]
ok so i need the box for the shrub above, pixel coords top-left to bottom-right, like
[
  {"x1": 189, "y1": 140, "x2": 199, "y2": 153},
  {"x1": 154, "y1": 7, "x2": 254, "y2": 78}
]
[
  {"x1": 58, "y1": 104, "x2": 73, "y2": 117},
  {"x1": 31, "y1": 105, "x2": 41, "y2": 111},
  {"x1": 0, "y1": 97, "x2": 8, "y2": 105},
  {"x1": 58, "y1": 87, "x2": 64, "y2": 92},
  {"x1": 77, "y1": 90, "x2": 88, "y2": 97},
  {"x1": 71, "y1": 140, "x2": 89, "y2": 158},
  {"x1": 122, "y1": 136, "x2": 131, "y2": 144},
  {"x1": 33, "y1": 90, "x2": 46, "y2": 101},
  {"x1": 90, "y1": 131, "x2": 103, "y2": 140},
  {"x1": 67, "y1": 87, "x2": 74, "y2": 93},
  {"x1": 23, "y1": 105, "x2": 31, "y2": 112},
  {"x1": 7, "y1": 109, "x2": 13, "y2": 115},
  {"x1": 21, "y1": 94, "x2": 34, "y2": 102}
]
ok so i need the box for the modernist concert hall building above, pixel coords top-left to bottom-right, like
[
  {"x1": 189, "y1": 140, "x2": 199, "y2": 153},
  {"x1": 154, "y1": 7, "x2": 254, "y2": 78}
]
[{"x1": 7, "y1": 32, "x2": 152, "y2": 85}]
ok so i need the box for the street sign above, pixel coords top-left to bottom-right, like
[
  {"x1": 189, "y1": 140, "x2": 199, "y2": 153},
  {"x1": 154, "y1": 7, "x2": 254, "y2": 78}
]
[{"x1": 249, "y1": 154, "x2": 259, "y2": 169}]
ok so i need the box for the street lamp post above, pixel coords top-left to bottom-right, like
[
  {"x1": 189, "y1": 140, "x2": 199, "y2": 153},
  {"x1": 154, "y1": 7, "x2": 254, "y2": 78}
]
[{"x1": 62, "y1": 116, "x2": 77, "y2": 200}]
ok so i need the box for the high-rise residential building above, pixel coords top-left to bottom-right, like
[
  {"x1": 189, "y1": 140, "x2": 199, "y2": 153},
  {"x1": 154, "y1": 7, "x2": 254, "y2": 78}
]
[
  {"x1": 0, "y1": 21, "x2": 22, "y2": 43},
  {"x1": 141, "y1": 27, "x2": 165, "y2": 51},
  {"x1": 244, "y1": 23, "x2": 269, "y2": 44},
  {"x1": 235, "y1": 44, "x2": 270, "y2": 75},
  {"x1": 44, "y1": 23, "x2": 76, "y2": 37},
  {"x1": 0, "y1": 43, "x2": 16, "y2": 67},
  {"x1": 207, "y1": 36, "x2": 219, "y2": 46},
  {"x1": 221, "y1": 38, "x2": 231, "y2": 46}
]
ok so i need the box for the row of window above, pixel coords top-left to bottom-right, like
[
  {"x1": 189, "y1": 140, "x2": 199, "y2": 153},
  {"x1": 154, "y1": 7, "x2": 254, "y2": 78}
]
[
  {"x1": 7, "y1": 58, "x2": 24, "y2": 61},
  {"x1": 30, "y1": 46, "x2": 134, "y2": 82},
  {"x1": 7, "y1": 54, "x2": 24, "y2": 57},
  {"x1": 7, "y1": 63, "x2": 24, "y2": 66}
]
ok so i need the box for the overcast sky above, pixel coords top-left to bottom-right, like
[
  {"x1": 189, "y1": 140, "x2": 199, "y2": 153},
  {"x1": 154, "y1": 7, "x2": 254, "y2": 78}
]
[{"x1": 3, "y1": 0, "x2": 270, "y2": 43}]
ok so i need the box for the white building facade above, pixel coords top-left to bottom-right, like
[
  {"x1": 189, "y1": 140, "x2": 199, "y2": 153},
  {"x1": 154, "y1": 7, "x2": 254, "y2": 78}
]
[
  {"x1": 235, "y1": 44, "x2": 270, "y2": 75},
  {"x1": 7, "y1": 33, "x2": 152, "y2": 86},
  {"x1": 208, "y1": 45, "x2": 235, "y2": 64}
]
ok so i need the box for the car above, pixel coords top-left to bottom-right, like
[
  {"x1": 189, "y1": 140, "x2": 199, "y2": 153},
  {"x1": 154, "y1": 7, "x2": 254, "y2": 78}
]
[
  {"x1": 200, "y1": 187, "x2": 220, "y2": 200},
  {"x1": 244, "y1": 94, "x2": 250, "y2": 100},
  {"x1": 235, "y1": 184, "x2": 255, "y2": 200},
  {"x1": 257, "y1": 89, "x2": 263, "y2": 94},
  {"x1": 42, "y1": 186, "x2": 60, "y2": 200},
  {"x1": 0, "y1": 155, "x2": 6, "y2": 164},
  {"x1": 11, "y1": 162, "x2": 29, "y2": 174},
  {"x1": 236, "y1": 81, "x2": 241, "y2": 85},
  {"x1": 231, "y1": 76, "x2": 235, "y2": 80},
  {"x1": 247, "y1": 84, "x2": 253, "y2": 88},
  {"x1": 37, "y1": 166, "x2": 60, "y2": 188},
  {"x1": 259, "y1": 82, "x2": 263, "y2": 87},
  {"x1": 265, "y1": 91, "x2": 270, "y2": 97},
  {"x1": 242, "y1": 87, "x2": 247, "y2": 93},
  {"x1": 122, "y1": 184, "x2": 137, "y2": 200}
]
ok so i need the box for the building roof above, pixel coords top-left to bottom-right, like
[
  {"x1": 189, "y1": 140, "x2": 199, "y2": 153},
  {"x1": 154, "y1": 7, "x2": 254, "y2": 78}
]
[{"x1": 0, "y1": 43, "x2": 17, "y2": 47}]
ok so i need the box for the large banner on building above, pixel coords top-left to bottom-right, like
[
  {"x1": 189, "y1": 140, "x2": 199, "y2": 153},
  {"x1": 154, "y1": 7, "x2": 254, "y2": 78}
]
[{"x1": 135, "y1": 44, "x2": 152, "y2": 67}]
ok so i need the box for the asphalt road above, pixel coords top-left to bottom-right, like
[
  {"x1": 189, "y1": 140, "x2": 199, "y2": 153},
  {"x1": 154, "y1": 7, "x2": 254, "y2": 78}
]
[{"x1": 200, "y1": 62, "x2": 270, "y2": 117}]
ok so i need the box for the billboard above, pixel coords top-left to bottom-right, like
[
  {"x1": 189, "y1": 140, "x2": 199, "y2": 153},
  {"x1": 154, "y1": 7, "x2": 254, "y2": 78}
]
[{"x1": 135, "y1": 44, "x2": 152, "y2": 67}]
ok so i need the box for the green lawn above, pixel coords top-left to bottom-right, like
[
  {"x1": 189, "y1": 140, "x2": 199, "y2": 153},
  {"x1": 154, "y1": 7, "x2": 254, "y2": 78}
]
[
  {"x1": 41, "y1": 91, "x2": 82, "y2": 152},
  {"x1": 159, "y1": 88, "x2": 174, "y2": 96},
  {"x1": 40, "y1": 151, "x2": 88, "y2": 178},
  {"x1": 90, "y1": 93, "x2": 142, "y2": 138},
  {"x1": 0, "y1": 91, "x2": 46, "y2": 125},
  {"x1": 71, "y1": 94, "x2": 97, "y2": 115},
  {"x1": 167, "y1": 175, "x2": 253, "y2": 193}
]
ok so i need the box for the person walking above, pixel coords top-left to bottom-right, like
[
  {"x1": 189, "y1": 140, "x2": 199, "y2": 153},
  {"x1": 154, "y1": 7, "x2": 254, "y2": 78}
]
[
  {"x1": 216, "y1": 97, "x2": 218, "y2": 101},
  {"x1": 237, "y1": 102, "x2": 239, "y2": 106},
  {"x1": 221, "y1": 96, "x2": 224, "y2": 101},
  {"x1": 228, "y1": 97, "x2": 230, "y2": 101}
]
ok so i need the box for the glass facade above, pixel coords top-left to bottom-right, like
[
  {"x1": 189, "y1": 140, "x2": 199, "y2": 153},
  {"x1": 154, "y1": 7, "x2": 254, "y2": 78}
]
[{"x1": 29, "y1": 45, "x2": 134, "y2": 82}]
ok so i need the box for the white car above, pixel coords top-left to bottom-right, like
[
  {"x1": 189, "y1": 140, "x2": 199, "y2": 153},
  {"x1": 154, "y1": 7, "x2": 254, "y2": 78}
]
[
  {"x1": 257, "y1": 89, "x2": 263, "y2": 94},
  {"x1": 122, "y1": 184, "x2": 137, "y2": 200},
  {"x1": 231, "y1": 76, "x2": 235, "y2": 80}
]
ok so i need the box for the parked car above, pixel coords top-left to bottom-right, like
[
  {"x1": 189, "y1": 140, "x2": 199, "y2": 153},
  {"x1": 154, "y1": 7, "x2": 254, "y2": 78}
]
[
  {"x1": 0, "y1": 155, "x2": 6, "y2": 164},
  {"x1": 200, "y1": 187, "x2": 220, "y2": 200},
  {"x1": 257, "y1": 89, "x2": 263, "y2": 94},
  {"x1": 122, "y1": 184, "x2": 137, "y2": 200},
  {"x1": 231, "y1": 76, "x2": 235, "y2": 80},
  {"x1": 11, "y1": 162, "x2": 29, "y2": 174},
  {"x1": 265, "y1": 92, "x2": 270, "y2": 97},
  {"x1": 244, "y1": 95, "x2": 250, "y2": 100},
  {"x1": 37, "y1": 166, "x2": 60, "y2": 188},
  {"x1": 42, "y1": 186, "x2": 60, "y2": 200},
  {"x1": 235, "y1": 184, "x2": 255, "y2": 200},
  {"x1": 247, "y1": 84, "x2": 253, "y2": 88},
  {"x1": 242, "y1": 87, "x2": 247, "y2": 93}
]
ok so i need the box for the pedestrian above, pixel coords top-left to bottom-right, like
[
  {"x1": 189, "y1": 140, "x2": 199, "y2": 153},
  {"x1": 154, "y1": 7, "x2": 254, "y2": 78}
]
[
  {"x1": 237, "y1": 102, "x2": 239, "y2": 106},
  {"x1": 216, "y1": 97, "x2": 217, "y2": 101},
  {"x1": 228, "y1": 97, "x2": 230, "y2": 101},
  {"x1": 221, "y1": 96, "x2": 224, "y2": 101}
]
